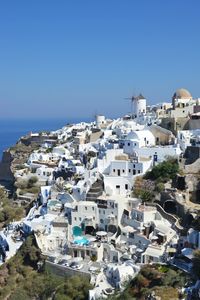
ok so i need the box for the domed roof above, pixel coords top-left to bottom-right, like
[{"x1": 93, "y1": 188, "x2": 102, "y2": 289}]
[
  {"x1": 173, "y1": 88, "x2": 192, "y2": 99},
  {"x1": 126, "y1": 131, "x2": 139, "y2": 140}
]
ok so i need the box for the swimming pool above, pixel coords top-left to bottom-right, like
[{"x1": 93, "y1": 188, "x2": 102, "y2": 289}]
[
  {"x1": 48, "y1": 200, "x2": 61, "y2": 207},
  {"x1": 73, "y1": 236, "x2": 89, "y2": 246},
  {"x1": 47, "y1": 200, "x2": 62, "y2": 211}
]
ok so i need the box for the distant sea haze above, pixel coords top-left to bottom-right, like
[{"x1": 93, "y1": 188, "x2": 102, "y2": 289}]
[{"x1": 0, "y1": 118, "x2": 91, "y2": 160}]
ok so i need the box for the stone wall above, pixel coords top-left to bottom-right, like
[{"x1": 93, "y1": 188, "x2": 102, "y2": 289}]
[
  {"x1": 184, "y1": 158, "x2": 200, "y2": 174},
  {"x1": 184, "y1": 146, "x2": 200, "y2": 164},
  {"x1": 46, "y1": 260, "x2": 91, "y2": 279}
]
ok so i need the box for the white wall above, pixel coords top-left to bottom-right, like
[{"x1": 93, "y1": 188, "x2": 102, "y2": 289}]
[
  {"x1": 98, "y1": 200, "x2": 118, "y2": 230},
  {"x1": 109, "y1": 160, "x2": 152, "y2": 177},
  {"x1": 97, "y1": 149, "x2": 124, "y2": 174},
  {"x1": 71, "y1": 202, "x2": 99, "y2": 228},
  {"x1": 136, "y1": 146, "x2": 181, "y2": 162},
  {"x1": 104, "y1": 176, "x2": 132, "y2": 196},
  {"x1": 124, "y1": 130, "x2": 156, "y2": 154}
]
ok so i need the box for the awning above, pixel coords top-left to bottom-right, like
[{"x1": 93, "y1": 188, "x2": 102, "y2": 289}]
[
  {"x1": 122, "y1": 226, "x2": 136, "y2": 233},
  {"x1": 88, "y1": 237, "x2": 97, "y2": 242},
  {"x1": 167, "y1": 247, "x2": 177, "y2": 253},
  {"x1": 96, "y1": 231, "x2": 107, "y2": 236},
  {"x1": 143, "y1": 246, "x2": 164, "y2": 258},
  {"x1": 136, "y1": 248, "x2": 144, "y2": 253},
  {"x1": 151, "y1": 235, "x2": 159, "y2": 240},
  {"x1": 181, "y1": 248, "x2": 194, "y2": 260},
  {"x1": 157, "y1": 232, "x2": 165, "y2": 237}
]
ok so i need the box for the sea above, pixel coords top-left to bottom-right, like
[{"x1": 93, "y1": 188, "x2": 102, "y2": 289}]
[{"x1": 0, "y1": 117, "x2": 90, "y2": 161}]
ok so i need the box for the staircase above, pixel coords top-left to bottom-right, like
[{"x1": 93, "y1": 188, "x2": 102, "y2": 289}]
[{"x1": 86, "y1": 179, "x2": 104, "y2": 201}]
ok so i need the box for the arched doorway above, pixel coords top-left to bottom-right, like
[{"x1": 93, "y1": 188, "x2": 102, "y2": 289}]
[
  {"x1": 164, "y1": 200, "x2": 177, "y2": 214},
  {"x1": 85, "y1": 226, "x2": 96, "y2": 235},
  {"x1": 107, "y1": 224, "x2": 117, "y2": 234}
]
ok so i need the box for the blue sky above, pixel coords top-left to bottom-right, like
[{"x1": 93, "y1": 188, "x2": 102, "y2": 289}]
[{"x1": 0, "y1": 0, "x2": 200, "y2": 120}]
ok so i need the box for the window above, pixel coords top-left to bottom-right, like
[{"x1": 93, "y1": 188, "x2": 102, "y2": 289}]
[
  {"x1": 133, "y1": 164, "x2": 135, "y2": 168},
  {"x1": 92, "y1": 207, "x2": 94, "y2": 210},
  {"x1": 135, "y1": 143, "x2": 137, "y2": 146},
  {"x1": 113, "y1": 169, "x2": 115, "y2": 172},
  {"x1": 138, "y1": 170, "x2": 141, "y2": 174},
  {"x1": 133, "y1": 170, "x2": 136, "y2": 175},
  {"x1": 122, "y1": 169, "x2": 125, "y2": 173},
  {"x1": 103, "y1": 210, "x2": 105, "y2": 214},
  {"x1": 79, "y1": 217, "x2": 81, "y2": 221},
  {"x1": 85, "y1": 207, "x2": 87, "y2": 210},
  {"x1": 116, "y1": 185, "x2": 120, "y2": 189},
  {"x1": 74, "y1": 217, "x2": 77, "y2": 221},
  {"x1": 125, "y1": 184, "x2": 128, "y2": 190},
  {"x1": 115, "y1": 203, "x2": 118, "y2": 208},
  {"x1": 128, "y1": 142, "x2": 130, "y2": 146},
  {"x1": 100, "y1": 219, "x2": 104, "y2": 224},
  {"x1": 129, "y1": 169, "x2": 131, "y2": 173}
]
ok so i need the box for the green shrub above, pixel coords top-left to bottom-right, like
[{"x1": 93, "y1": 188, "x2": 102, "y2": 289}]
[
  {"x1": 155, "y1": 182, "x2": 165, "y2": 193},
  {"x1": 27, "y1": 176, "x2": 38, "y2": 188},
  {"x1": 145, "y1": 158, "x2": 179, "y2": 183}
]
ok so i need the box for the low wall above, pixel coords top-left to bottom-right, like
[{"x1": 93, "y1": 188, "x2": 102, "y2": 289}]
[{"x1": 145, "y1": 202, "x2": 184, "y2": 234}]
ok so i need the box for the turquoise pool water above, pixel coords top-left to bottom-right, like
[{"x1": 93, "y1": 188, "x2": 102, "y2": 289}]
[
  {"x1": 73, "y1": 236, "x2": 89, "y2": 245},
  {"x1": 48, "y1": 200, "x2": 61, "y2": 207}
]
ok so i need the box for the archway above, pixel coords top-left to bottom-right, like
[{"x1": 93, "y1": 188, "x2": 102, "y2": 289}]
[
  {"x1": 85, "y1": 226, "x2": 96, "y2": 235},
  {"x1": 164, "y1": 200, "x2": 177, "y2": 214},
  {"x1": 107, "y1": 224, "x2": 117, "y2": 234},
  {"x1": 186, "y1": 213, "x2": 195, "y2": 226}
]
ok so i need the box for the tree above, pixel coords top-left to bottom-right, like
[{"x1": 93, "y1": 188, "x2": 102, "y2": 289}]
[
  {"x1": 54, "y1": 276, "x2": 91, "y2": 300},
  {"x1": 17, "y1": 235, "x2": 43, "y2": 267},
  {"x1": 145, "y1": 158, "x2": 179, "y2": 183},
  {"x1": 155, "y1": 182, "x2": 165, "y2": 193},
  {"x1": 27, "y1": 176, "x2": 38, "y2": 188},
  {"x1": 133, "y1": 177, "x2": 155, "y2": 202},
  {"x1": 9, "y1": 289, "x2": 31, "y2": 300}
]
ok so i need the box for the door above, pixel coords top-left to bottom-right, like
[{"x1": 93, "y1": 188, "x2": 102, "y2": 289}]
[{"x1": 116, "y1": 185, "x2": 120, "y2": 194}]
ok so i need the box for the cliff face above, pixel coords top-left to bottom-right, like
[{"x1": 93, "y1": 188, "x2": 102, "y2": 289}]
[
  {"x1": 0, "y1": 151, "x2": 15, "y2": 182},
  {"x1": 0, "y1": 141, "x2": 39, "y2": 190}
]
